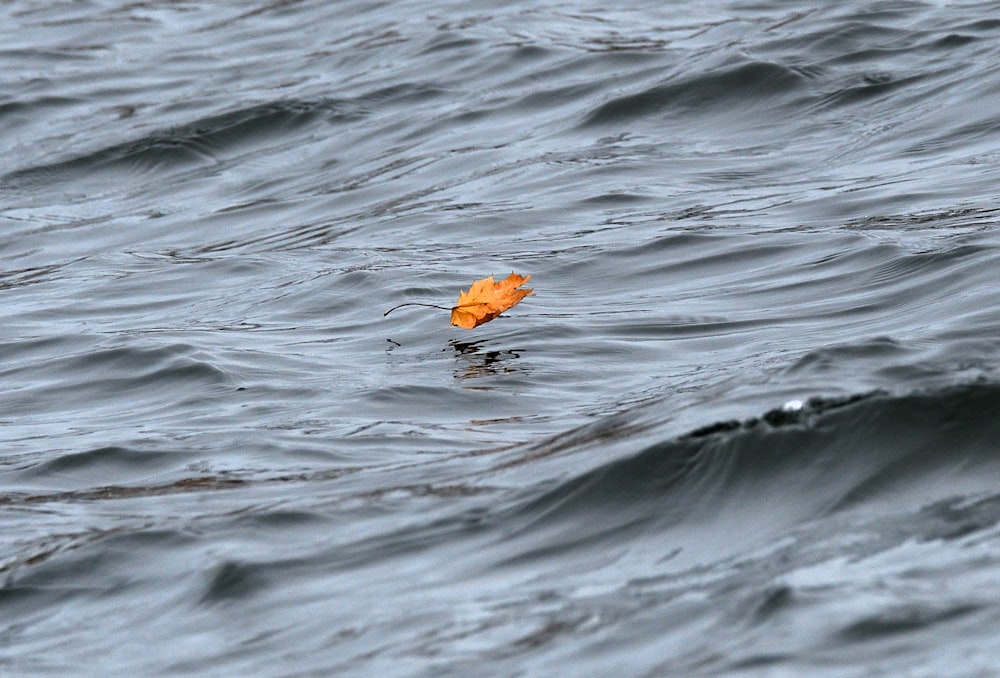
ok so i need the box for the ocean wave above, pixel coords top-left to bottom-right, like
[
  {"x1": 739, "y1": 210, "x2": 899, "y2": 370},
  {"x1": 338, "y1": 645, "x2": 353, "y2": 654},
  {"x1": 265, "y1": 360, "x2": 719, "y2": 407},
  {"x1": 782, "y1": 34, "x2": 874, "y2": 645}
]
[
  {"x1": 1, "y1": 98, "x2": 359, "y2": 185},
  {"x1": 495, "y1": 382, "x2": 1000, "y2": 567}
]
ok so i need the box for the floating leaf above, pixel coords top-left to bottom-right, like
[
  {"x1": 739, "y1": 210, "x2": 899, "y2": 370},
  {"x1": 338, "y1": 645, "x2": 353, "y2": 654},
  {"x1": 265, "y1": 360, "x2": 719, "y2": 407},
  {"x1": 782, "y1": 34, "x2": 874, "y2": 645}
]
[
  {"x1": 383, "y1": 272, "x2": 533, "y2": 329},
  {"x1": 450, "y1": 273, "x2": 533, "y2": 329}
]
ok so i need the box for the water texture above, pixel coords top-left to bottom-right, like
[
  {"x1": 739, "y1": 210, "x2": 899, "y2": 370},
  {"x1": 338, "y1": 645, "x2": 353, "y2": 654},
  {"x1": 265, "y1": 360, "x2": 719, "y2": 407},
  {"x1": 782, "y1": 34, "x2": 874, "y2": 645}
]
[{"x1": 2, "y1": 1, "x2": 1000, "y2": 675}]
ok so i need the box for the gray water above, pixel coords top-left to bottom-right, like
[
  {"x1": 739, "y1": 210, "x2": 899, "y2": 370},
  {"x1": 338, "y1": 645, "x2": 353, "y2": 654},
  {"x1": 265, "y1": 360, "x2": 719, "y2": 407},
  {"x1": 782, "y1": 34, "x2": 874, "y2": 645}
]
[{"x1": 3, "y1": 1, "x2": 1000, "y2": 675}]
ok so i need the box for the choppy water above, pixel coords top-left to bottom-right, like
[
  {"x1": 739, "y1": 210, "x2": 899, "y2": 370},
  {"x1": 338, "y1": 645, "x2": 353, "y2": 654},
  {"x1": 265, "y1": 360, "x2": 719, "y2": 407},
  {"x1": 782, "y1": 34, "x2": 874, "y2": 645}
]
[{"x1": 3, "y1": 1, "x2": 1000, "y2": 675}]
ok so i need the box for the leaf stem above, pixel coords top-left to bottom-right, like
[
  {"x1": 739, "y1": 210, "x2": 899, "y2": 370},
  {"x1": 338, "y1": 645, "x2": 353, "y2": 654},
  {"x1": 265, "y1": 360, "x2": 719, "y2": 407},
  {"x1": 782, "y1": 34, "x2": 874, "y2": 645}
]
[{"x1": 383, "y1": 302, "x2": 453, "y2": 317}]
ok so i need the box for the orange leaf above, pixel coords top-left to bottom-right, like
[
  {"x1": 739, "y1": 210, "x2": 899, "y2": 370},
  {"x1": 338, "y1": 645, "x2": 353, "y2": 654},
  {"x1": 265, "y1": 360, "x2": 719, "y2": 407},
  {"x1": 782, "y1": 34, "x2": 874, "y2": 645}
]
[{"x1": 450, "y1": 273, "x2": 533, "y2": 329}]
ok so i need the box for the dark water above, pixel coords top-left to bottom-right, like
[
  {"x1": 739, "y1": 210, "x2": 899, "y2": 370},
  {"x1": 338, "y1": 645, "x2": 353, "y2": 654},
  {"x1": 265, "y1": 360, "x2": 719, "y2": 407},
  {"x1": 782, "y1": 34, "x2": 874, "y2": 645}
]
[{"x1": 3, "y1": 1, "x2": 1000, "y2": 675}]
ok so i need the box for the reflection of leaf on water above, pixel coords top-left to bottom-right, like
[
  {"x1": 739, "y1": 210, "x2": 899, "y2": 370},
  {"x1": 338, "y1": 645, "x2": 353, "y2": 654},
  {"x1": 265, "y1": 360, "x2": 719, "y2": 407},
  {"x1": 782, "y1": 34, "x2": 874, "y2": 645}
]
[{"x1": 450, "y1": 339, "x2": 522, "y2": 380}]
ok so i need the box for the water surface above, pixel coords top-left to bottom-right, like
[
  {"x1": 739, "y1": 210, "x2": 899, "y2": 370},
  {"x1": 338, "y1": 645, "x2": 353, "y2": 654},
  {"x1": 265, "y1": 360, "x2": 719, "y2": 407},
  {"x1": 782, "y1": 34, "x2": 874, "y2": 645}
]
[{"x1": 3, "y1": 1, "x2": 1000, "y2": 675}]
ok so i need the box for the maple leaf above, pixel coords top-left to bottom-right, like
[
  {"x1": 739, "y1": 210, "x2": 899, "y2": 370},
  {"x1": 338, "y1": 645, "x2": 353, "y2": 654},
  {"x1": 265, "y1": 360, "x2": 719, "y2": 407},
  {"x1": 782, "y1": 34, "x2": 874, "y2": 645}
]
[
  {"x1": 383, "y1": 272, "x2": 533, "y2": 329},
  {"x1": 451, "y1": 273, "x2": 533, "y2": 329}
]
